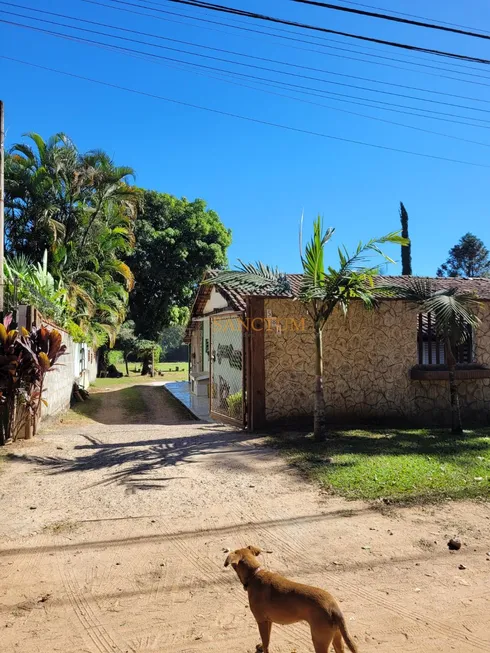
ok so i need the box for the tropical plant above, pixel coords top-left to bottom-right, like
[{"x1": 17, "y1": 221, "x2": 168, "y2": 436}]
[
  {"x1": 137, "y1": 340, "x2": 162, "y2": 376},
  {"x1": 4, "y1": 251, "x2": 70, "y2": 325},
  {"x1": 115, "y1": 320, "x2": 138, "y2": 376},
  {"x1": 210, "y1": 216, "x2": 408, "y2": 441},
  {"x1": 383, "y1": 278, "x2": 481, "y2": 433},
  {"x1": 0, "y1": 316, "x2": 67, "y2": 444},
  {"x1": 5, "y1": 132, "x2": 141, "y2": 349}
]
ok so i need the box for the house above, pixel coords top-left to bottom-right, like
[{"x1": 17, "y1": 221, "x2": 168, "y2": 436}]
[{"x1": 184, "y1": 273, "x2": 490, "y2": 429}]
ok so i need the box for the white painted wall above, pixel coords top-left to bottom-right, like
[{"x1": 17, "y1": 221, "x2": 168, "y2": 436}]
[
  {"x1": 203, "y1": 288, "x2": 228, "y2": 314},
  {"x1": 17, "y1": 307, "x2": 98, "y2": 422}
]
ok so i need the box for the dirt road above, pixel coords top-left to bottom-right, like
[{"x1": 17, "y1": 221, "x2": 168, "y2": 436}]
[{"x1": 0, "y1": 383, "x2": 489, "y2": 653}]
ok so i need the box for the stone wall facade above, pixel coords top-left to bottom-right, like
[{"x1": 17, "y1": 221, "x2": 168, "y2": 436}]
[{"x1": 263, "y1": 298, "x2": 490, "y2": 427}]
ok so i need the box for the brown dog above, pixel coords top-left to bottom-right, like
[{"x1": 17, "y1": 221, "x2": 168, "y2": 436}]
[{"x1": 224, "y1": 546, "x2": 358, "y2": 653}]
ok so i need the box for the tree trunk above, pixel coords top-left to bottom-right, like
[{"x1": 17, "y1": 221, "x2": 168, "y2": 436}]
[
  {"x1": 97, "y1": 346, "x2": 108, "y2": 378},
  {"x1": 313, "y1": 324, "x2": 326, "y2": 441},
  {"x1": 447, "y1": 346, "x2": 463, "y2": 434},
  {"x1": 141, "y1": 354, "x2": 151, "y2": 376},
  {"x1": 124, "y1": 353, "x2": 129, "y2": 377}
]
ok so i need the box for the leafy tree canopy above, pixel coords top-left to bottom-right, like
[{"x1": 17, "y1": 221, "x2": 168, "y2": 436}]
[
  {"x1": 437, "y1": 233, "x2": 490, "y2": 278},
  {"x1": 128, "y1": 190, "x2": 231, "y2": 340}
]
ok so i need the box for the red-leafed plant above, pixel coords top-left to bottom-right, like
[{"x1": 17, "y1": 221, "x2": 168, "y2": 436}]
[{"x1": 0, "y1": 315, "x2": 67, "y2": 444}]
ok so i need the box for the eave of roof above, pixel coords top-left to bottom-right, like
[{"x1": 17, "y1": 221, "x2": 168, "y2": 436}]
[{"x1": 184, "y1": 273, "x2": 490, "y2": 340}]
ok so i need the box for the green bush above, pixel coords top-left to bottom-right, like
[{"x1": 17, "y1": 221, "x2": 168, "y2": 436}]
[
  {"x1": 108, "y1": 349, "x2": 124, "y2": 365},
  {"x1": 227, "y1": 391, "x2": 242, "y2": 419}
]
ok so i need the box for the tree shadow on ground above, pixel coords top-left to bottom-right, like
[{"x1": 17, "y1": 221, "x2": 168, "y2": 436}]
[
  {"x1": 6, "y1": 428, "x2": 265, "y2": 490},
  {"x1": 271, "y1": 427, "x2": 490, "y2": 463}
]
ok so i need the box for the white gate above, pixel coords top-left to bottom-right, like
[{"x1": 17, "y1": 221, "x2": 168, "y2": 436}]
[{"x1": 210, "y1": 313, "x2": 245, "y2": 425}]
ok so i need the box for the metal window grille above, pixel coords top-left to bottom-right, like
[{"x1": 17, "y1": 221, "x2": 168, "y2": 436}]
[{"x1": 417, "y1": 313, "x2": 472, "y2": 365}]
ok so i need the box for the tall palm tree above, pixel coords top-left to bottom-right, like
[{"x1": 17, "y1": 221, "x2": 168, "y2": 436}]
[
  {"x1": 383, "y1": 278, "x2": 481, "y2": 433},
  {"x1": 210, "y1": 216, "x2": 407, "y2": 440},
  {"x1": 6, "y1": 132, "x2": 140, "y2": 349}
]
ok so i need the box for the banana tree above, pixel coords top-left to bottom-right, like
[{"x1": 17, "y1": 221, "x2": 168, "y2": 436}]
[
  {"x1": 382, "y1": 278, "x2": 481, "y2": 433},
  {"x1": 210, "y1": 216, "x2": 408, "y2": 440}
]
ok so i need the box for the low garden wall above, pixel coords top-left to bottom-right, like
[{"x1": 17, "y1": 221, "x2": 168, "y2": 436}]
[{"x1": 19, "y1": 307, "x2": 98, "y2": 423}]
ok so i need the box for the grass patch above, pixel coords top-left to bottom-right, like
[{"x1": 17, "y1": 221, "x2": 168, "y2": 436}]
[
  {"x1": 70, "y1": 393, "x2": 104, "y2": 421},
  {"x1": 272, "y1": 428, "x2": 490, "y2": 503},
  {"x1": 92, "y1": 362, "x2": 189, "y2": 389},
  {"x1": 121, "y1": 385, "x2": 147, "y2": 418}
]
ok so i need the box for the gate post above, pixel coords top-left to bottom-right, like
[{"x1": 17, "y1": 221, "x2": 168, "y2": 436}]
[{"x1": 246, "y1": 297, "x2": 266, "y2": 431}]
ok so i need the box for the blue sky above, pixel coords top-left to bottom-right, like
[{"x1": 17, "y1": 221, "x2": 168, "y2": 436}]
[{"x1": 1, "y1": 0, "x2": 490, "y2": 275}]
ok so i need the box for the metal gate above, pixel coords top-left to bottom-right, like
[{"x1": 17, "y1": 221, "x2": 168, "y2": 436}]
[{"x1": 210, "y1": 312, "x2": 245, "y2": 426}]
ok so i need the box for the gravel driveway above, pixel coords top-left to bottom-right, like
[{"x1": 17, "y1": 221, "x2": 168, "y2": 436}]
[{"x1": 0, "y1": 382, "x2": 489, "y2": 653}]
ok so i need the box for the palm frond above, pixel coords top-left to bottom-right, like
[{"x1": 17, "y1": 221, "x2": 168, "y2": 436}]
[{"x1": 208, "y1": 260, "x2": 291, "y2": 294}]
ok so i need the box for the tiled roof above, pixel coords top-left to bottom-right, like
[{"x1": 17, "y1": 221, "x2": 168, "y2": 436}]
[
  {"x1": 206, "y1": 273, "x2": 490, "y2": 309},
  {"x1": 204, "y1": 270, "x2": 304, "y2": 312},
  {"x1": 184, "y1": 273, "x2": 490, "y2": 341},
  {"x1": 377, "y1": 275, "x2": 490, "y2": 299}
]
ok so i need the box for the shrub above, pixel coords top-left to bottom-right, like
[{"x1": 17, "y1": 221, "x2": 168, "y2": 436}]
[
  {"x1": 0, "y1": 315, "x2": 67, "y2": 444},
  {"x1": 226, "y1": 391, "x2": 242, "y2": 420}
]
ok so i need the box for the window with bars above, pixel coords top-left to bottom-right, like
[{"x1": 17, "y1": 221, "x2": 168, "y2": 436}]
[{"x1": 417, "y1": 313, "x2": 473, "y2": 365}]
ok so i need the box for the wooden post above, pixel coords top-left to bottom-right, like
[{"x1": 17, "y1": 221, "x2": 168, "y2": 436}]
[{"x1": 0, "y1": 100, "x2": 4, "y2": 315}]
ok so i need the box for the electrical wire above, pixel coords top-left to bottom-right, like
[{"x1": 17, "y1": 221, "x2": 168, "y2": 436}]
[
  {"x1": 332, "y1": 0, "x2": 490, "y2": 35},
  {"x1": 4, "y1": 15, "x2": 490, "y2": 128},
  {"x1": 94, "y1": 0, "x2": 490, "y2": 87},
  {"x1": 2, "y1": 54, "x2": 490, "y2": 168},
  {"x1": 161, "y1": 0, "x2": 490, "y2": 64},
  {"x1": 293, "y1": 0, "x2": 490, "y2": 41},
  {"x1": 94, "y1": 38, "x2": 490, "y2": 147},
  {"x1": 133, "y1": 0, "x2": 490, "y2": 73},
  {"x1": 5, "y1": 2, "x2": 490, "y2": 105}
]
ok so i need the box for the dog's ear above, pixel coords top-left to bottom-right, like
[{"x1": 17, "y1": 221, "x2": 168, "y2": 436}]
[
  {"x1": 247, "y1": 545, "x2": 262, "y2": 557},
  {"x1": 224, "y1": 552, "x2": 239, "y2": 567}
]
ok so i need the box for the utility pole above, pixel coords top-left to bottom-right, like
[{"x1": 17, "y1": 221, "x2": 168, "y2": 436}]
[{"x1": 0, "y1": 101, "x2": 4, "y2": 314}]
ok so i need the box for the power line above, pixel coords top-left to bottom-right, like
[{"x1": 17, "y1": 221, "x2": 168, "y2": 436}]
[
  {"x1": 113, "y1": 43, "x2": 490, "y2": 147},
  {"x1": 5, "y1": 3, "x2": 489, "y2": 105},
  {"x1": 333, "y1": 0, "x2": 490, "y2": 35},
  {"x1": 293, "y1": 0, "x2": 490, "y2": 41},
  {"x1": 5, "y1": 14, "x2": 490, "y2": 120},
  {"x1": 6, "y1": 14, "x2": 490, "y2": 132},
  {"x1": 2, "y1": 54, "x2": 489, "y2": 168},
  {"x1": 162, "y1": 0, "x2": 490, "y2": 64},
  {"x1": 95, "y1": 0, "x2": 490, "y2": 87},
  {"x1": 69, "y1": 24, "x2": 490, "y2": 143},
  {"x1": 132, "y1": 0, "x2": 490, "y2": 73}
]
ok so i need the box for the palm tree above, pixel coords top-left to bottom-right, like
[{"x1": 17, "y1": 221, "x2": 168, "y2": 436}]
[
  {"x1": 383, "y1": 278, "x2": 481, "y2": 433},
  {"x1": 6, "y1": 132, "x2": 141, "y2": 350},
  {"x1": 210, "y1": 216, "x2": 407, "y2": 441}
]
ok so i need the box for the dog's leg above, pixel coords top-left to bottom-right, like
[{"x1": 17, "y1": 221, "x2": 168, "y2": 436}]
[
  {"x1": 311, "y1": 627, "x2": 334, "y2": 653},
  {"x1": 332, "y1": 630, "x2": 345, "y2": 653},
  {"x1": 256, "y1": 621, "x2": 272, "y2": 653}
]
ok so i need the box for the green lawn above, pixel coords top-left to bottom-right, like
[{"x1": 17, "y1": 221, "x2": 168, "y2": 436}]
[
  {"x1": 91, "y1": 362, "x2": 188, "y2": 390},
  {"x1": 272, "y1": 428, "x2": 490, "y2": 503}
]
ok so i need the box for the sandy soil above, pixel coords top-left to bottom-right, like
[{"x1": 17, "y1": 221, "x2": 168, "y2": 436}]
[{"x1": 0, "y1": 382, "x2": 489, "y2": 653}]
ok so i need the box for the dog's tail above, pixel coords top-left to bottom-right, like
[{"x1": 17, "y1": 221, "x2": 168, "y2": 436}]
[{"x1": 339, "y1": 617, "x2": 359, "y2": 653}]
